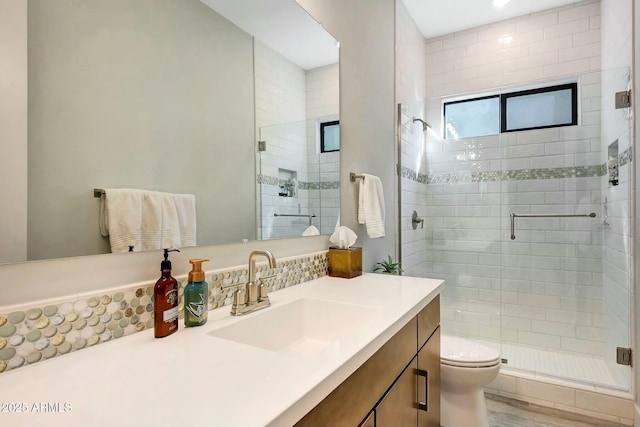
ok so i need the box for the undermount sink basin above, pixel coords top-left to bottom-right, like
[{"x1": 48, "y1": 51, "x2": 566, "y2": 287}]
[{"x1": 208, "y1": 298, "x2": 378, "y2": 357}]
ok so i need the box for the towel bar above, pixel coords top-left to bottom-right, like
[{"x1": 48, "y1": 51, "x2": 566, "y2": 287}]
[
  {"x1": 350, "y1": 173, "x2": 364, "y2": 182},
  {"x1": 510, "y1": 212, "x2": 596, "y2": 240},
  {"x1": 274, "y1": 213, "x2": 316, "y2": 227},
  {"x1": 273, "y1": 213, "x2": 316, "y2": 218},
  {"x1": 94, "y1": 188, "x2": 105, "y2": 198}
]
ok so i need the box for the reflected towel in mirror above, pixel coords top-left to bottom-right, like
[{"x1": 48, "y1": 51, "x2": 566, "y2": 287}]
[
  {"x1": 100, "y1": 188, "x2": 196, "y2": 253},
  {"x1": 302, "y1": 225, "x2": 320, "y2": 236}
]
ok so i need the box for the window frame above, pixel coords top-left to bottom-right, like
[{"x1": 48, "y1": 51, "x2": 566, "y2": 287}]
[
  {"x1": 320, "y1": 120, "x2": 340, "y2": 153},
  {"x1": 443, "y1": 94, "x2": 500, "y2": 140},
  {"x1": 500, "y1": 82, "x2": 578, "y2": 133}
]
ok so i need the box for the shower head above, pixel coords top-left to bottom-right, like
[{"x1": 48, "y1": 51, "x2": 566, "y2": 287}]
[{"x1": 412, "y1": 117, "x2": 431, "y2": 131}]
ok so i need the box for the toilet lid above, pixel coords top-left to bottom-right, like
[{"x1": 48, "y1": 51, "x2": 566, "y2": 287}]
[{"x1": 440, "y1": 335, "x2": 501, "y2": 367}]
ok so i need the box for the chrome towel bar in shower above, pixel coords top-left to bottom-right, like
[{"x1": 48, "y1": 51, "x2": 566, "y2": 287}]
[
  {"x1": 273, "y1": 213, "x2": 316, "y2": 218},
  {"x1": 510, "y1": 212, "x2": 596, "y2": 240},
  {"x1": 274, "y1": 213, "x2": 316, "y2": 226}
]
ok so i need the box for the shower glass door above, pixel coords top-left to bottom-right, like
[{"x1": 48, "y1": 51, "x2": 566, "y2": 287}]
[
  {"x1": 497, "y1": 68, "x2": 632, "y2": 391},
  {"x1": 399, "y1": 66, "x2": 632, "y2": 391}
]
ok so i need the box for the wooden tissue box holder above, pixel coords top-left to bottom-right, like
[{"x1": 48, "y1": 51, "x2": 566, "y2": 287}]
[{"x1": 328, "y1": 247, "x2": 362, "y2": 279}]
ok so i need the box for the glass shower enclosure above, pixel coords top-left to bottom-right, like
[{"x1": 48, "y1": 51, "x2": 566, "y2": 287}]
[{"x1": 399, "y1": 67, "x2": 633, "y2": 391}]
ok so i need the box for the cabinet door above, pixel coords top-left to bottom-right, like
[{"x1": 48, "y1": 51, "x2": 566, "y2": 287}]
[
  {"x1": 375, "y1": 356, "x2": 418, "y2": 427},
  {"x1": 417, "y1": 327, "x2": 440, "y2": 427}
]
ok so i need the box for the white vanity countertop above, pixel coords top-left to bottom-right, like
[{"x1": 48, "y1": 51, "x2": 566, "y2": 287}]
[{"x1": 0, "y1": 273, "x2": 443, "y2": 427}]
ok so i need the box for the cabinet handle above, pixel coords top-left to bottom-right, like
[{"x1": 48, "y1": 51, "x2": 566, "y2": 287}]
[{"x1": 417, "y1": 369, "x2": 428, "y2": 412}]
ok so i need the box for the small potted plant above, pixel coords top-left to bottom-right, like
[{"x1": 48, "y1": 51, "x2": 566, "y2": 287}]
[{"x1": 373, "y1": 255, "x2": 403, "y2": 275}]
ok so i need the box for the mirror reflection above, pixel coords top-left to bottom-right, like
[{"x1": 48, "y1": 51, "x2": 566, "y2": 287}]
[
  {"x1": 4, "y1": 0, "x2": 339, "y2": 265},
  {"x1": 258, "y1": 116, "x2": 340, "y2": 239}
]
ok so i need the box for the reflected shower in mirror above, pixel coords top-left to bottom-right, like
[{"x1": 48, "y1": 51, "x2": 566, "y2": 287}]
[
  {"x1": 258, "y1": 116, "x2": 340, "y2": 240},
  {"x1": 252, "y1": 34, "x2": 340, "y2": 240}
]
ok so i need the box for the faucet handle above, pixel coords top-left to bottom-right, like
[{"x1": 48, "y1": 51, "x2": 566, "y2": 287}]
[
  {"x1": 258, "y1": 272, "x2": 277, "y2": 282},
  {"x1": 257, "y1": 274, "x2": 277, "y2": 302},
  {"x1": 221, "y1": 283, "x2": 246, "y2": 307}
]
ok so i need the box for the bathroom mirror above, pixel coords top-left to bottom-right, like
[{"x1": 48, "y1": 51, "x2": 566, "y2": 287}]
[{"x1": 2, "y1": 0, "x2": 339, "y2": 264}]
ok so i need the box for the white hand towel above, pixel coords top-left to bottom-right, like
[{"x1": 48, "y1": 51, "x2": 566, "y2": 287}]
[
  {"x1": 173, "y1": 193, "x2": 197, "y2": 247},
  {"x1": 101, "y1": 189, "x2": 195, "y2": 253},
  {"x1": 140, "y1": 191, "x2": 163, "y2": 251},
  {"x1": 302, "y1": 225, "x2": 320, "y2": 236},
  {"x1": 102, "y1": 188, "x2": 145, "y2": 253},
  {"x1": 357, "y1": 173, "x2": 385, "y2": 238},
  {"x1": 160, "y1": 193, "x2": 180, "y2": 249}
]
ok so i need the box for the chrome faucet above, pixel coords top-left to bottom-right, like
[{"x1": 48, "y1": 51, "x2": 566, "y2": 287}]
[{"x1": 222, "y1": 250, "x2": 277, "y2": 316}]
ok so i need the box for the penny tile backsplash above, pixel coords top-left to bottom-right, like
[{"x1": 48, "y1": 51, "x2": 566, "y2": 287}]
[{"x1": 0, "y1": 251, "x2": 328, "y2": 374}]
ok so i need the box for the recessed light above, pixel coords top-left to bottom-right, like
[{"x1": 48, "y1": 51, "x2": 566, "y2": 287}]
[
  {"x1": 498, "y1": 34, "x2": 513, "y2": 45},
  {"x1": 493, "y1": 0, "x2": 510, "y2": 6}
]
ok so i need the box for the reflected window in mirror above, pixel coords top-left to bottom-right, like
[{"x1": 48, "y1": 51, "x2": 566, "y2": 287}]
[{"x1": 320, "y1": 120, "x2": 340, "y2": 153}]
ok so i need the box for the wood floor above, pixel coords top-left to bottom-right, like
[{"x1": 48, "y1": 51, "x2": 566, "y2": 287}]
[{"x1": 487, "y1": 394, "x2": 627, "y2": 427}]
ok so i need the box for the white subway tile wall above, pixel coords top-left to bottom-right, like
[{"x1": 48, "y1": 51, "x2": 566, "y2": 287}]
[{"x1": 425, "y1": 1, "x2": 601, "y2": 99}]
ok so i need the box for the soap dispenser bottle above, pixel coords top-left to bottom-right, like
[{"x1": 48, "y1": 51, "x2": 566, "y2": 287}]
[
  {"x1": 184, "y1": 259, "x2": 210, "y2": 327},
  {"x1": 154, "y1": 248, "x2": 180, "y2": 338}
]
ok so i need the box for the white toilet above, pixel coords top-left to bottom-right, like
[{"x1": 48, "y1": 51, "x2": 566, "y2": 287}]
[{"x1": 440, "y1": 335, "x2": 501, "y2": 427}]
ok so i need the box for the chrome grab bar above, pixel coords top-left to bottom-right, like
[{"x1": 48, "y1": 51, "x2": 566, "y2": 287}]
[
  {"x1": 273, "y1": 213, "x2": 316, "y2": 217},
  {"x1": 273, "y1": 213, "x2": 316, "y2": 226},
  {"x1": 510, "y1": 212, "x2": 596, "y2": 240}
]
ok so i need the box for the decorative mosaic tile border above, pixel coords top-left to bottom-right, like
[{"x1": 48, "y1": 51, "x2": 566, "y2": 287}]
[
  {"x1": 0, "y1": 251, "x2": 328, "y2": 375},
  {"x1": 620, "y1": 146, "x2": 633, "y2": 167},
  {"x1": 399, "y1": 166, "x2": 428, "y2": 184},
  {"x1": 257, "y1": 174, "x2": 340, "y2": 190},
  {"x1": 257, "y1": 174, "x2": 280, "y2": 186},
  {"x1": 400, "y1": 148, "x2": 633, "y2": 185}
]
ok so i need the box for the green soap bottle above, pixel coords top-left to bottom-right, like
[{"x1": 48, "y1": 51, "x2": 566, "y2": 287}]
[{"x1": 184, "y1": 259, "x2": 210, "y2": 327}]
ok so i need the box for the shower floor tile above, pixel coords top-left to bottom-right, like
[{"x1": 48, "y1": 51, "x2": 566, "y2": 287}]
[{"x1": 477, "y1": 339, "x2": 630, "y2": 390}]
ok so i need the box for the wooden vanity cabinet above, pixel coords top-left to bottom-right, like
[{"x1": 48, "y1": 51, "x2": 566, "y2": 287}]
[
  {"x1": 417, "y1": 296, "x2": 441, "y2": 427},
  {"x1": 294, "y1": 296, "x2": 440, "y2": 427}
]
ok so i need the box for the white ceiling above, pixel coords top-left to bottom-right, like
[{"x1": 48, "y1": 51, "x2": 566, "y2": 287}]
[
  {"x1": 402, "y1": 0, "x2": 583, "y2": 39},
  {"x1": 200, "y1": 0, "x2": 338, "y2": 70}
]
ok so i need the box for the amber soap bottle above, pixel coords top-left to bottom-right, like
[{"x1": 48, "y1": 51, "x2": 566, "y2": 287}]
[{"x1": 154, "y1": 249, "x2": 180, "y2": 338}]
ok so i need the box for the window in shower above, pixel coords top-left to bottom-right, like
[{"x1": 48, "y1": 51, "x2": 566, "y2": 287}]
[
  {"x1": 443, "y1": 95, "x2": 500, "y2": 139},
  {"x1": 501, "y1": 83, "x2": 578, "y2": 132},
  {"x1": 320, "y1": 120, "x2": 340, "y2": 152},
  {"x1": 443, "y1": 82, "x2": 578, "y2": 139}
]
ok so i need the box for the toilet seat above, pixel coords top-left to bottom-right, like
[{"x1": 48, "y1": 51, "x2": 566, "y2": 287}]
[{"x1": 440, "y1": 335, "x2": 501, "y2": 368}]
